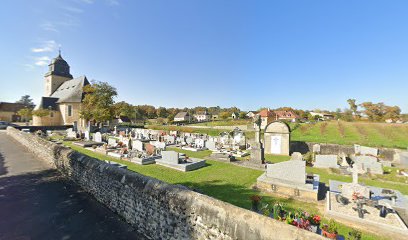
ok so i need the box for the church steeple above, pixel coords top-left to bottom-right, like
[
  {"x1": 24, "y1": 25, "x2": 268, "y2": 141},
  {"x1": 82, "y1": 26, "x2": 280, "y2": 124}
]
[
  {"x1": 43, "y1": 51, "x2": 73, "y2": 96},
  {"x1": 44, "y1": 50, "x2": 73, "y2": 79}
]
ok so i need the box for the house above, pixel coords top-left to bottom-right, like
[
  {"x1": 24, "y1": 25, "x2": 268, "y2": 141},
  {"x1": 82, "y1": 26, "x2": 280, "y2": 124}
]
[
  {"x1": 112, "y1": 116, "x2": 131, "y2": 125},
  {"x1": 174, "y1": 112, "x2": 191, "y2": 123},
  {"x1": 273, "y1": 110, "x2": 299, "y2": 122},
  {"x1": 385, "y1": 118, "x2": 393, "y2": 123},
  {"x1": 212, "y1": 114, "x2": 219, "y2": 120},
  {"x1": 194, "y1": 111, "x2": 211, "y2": 122},
  {"x1": 246, "y1": 111, "x2": 257, "y2": 118},
  {"x1": 257, "y1": 109, "x2": 275, "y2": 129},
  {"x1": 32, "y1": 51, "x2": 90, "y2": 128},
  {"x1": 0, "y1": 102, "x2": 33, "y2": 122},
  {"x1": 310, "y1": 112, "x2": 335, "y2": 121},
  {"x1": 231, "y1": 112, "x2": 239, "y2": 119}
]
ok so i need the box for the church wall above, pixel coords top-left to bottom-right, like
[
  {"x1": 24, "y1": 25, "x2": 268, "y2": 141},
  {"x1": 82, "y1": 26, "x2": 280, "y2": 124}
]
[
  {"x1": 32, "y1": 110, "x2": 63, "y2": 126},
  {"x1": 59, "y1": 103, "x2": 82, "y2": 125}
]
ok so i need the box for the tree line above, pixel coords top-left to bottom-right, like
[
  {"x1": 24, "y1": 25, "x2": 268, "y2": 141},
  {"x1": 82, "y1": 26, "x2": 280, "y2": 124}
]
[{"x1": 12, "y1": 82, "x2": 404, "y2": 124}]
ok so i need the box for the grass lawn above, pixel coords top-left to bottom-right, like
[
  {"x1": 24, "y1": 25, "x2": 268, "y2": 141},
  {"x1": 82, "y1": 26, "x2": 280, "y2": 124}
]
[
  {"x1": 290, "y1": 121, "x2": 408, "y2": 149},
  {"x1": 63, "y1": 142, "x2": 390, "y2": 240}
]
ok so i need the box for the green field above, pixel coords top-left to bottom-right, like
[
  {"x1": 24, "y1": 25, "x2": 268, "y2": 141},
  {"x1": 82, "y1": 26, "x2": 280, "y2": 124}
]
[
  {"x1": 63, "y1": 142, "x2": 403, "y2": 239},
  {"x1": 150, "y1": 121, "x2": 408, "y2": 149},
  {"x1": 289, "y1": 121, "x2": 408, "y2": 149}
]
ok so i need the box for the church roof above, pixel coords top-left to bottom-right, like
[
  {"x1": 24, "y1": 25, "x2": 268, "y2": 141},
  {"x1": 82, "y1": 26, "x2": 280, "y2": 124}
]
[
  {"x1": 35, "y1": 97, "x2": 59, "y2": 111},
  {"x1": 44, "y1": 52, "x2": 73, "y2": 78},
  {"x1": 50, "y1": 76, "x2": 90, "y2": 103}
]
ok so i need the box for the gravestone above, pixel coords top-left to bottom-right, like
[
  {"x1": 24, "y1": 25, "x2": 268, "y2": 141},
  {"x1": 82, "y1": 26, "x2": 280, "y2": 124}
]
[
  {"x1": 341, "y1": 167, "x2": 371, "y2": 199},
  {"x1": 340, "y1": 153, "x2": 349, "y2": 167},
  {"x1": 108, "y1": 138, "x2": 117, "y2": 147},
  {"x1": 161, "y1": 151, "x2": 179, "y2": 164},
  {"x1": 353, "y1": 156, "x2": 383, "y2": 174},
  {"x1": 195, "y1": 139, "x2": 205, "y2": 148},
  {"x1": 396, "y1": 152, "x2": 408, "y2": 167},
  {"x1": 206, "y1": 141, "x2": 217, "y2": 151},
  {"x1": 186, "y1": 137, "x2": 193, "y2": 145},
  {"x1": 145, "y1": 144, "x2": 155, "y2": 155},
  {"x1": 354, "y1": 145, "x2": 378, "y2": 156},
  {"x1": 264, "y1": 121, "x2": 291, "y2": 155},
  {"x1": 266, "y1": 160, "x2": 305, "y2": 184},
  {"x1": 165, "y1": 135, "x2": 175, "y2": 144},
  {"x1": 312, "y1": 144, "x2": 321, "y2": 153},
  {"x1": 231, "y1": 127, "x2": 246, "y2": 146},
  {"x1": 314, "y1": 155, "x2": 339, "y2": 168},
  {"x1": 73, "y1": 121, "x2": 78, "y2": 132},
  {"x1": 155, "y1": 141, "x2": 166, "y2": 150},
  {"x1": 84, "y1": 131, "x2": 90, "y2": 141},
  {"x1": 94, "y1": 132, "x2": 102, "y2": 143},
  {"x1": 133, "y1": 140, "x2": 144, "y2": 151},
  {"x1": 67, "y1": 129, "x2": 76, "y2": 138},
  {"x1": 291, "y1": 152, "x2": 303, "y2": 161}
]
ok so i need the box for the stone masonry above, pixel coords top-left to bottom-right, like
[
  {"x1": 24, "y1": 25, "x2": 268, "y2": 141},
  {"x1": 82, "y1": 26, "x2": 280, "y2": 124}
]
[{"x1": 7, "y1": 127, "x2": 322, "y2": 240}]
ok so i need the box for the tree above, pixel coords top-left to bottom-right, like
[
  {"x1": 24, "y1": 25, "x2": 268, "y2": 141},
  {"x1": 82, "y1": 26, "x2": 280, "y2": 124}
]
[
  {"x1": 360, "y1": 102, "x2": 385, "y2": 121},
  {"x1": 156, "y1": 107, "x2": 169, "y2": 118},
  {"x1": 347, "y1": 99, "x2": 358, "y2": 117},
  {"x1": 384, "y1": 105, "x2": 401, "y2": 121},
  {"x1": 17, "y1": 107, "x2": 32, "y2": 122},
  {"x1": 341, "y1": 109, "x2": 353, "y2": 122},
  {"x1": 359, "y1": 102, "x2": 400, "y2": 122},
  {"x1": 334, "y1": 108, "x2": 342, "y2": 120},
  {"x1": 167, "y1": 113, "x2": 175, "y2": 124},
  {"x1": 219, "y1": 111, "x2": 230, "y2": 120},
  {"x1": 114, "y1": 101, "x2": 134, "y2": 118},
  {"x1": 239, "y1": 112, "x2": 247, "y2": 119},
  {"x1": 16, "y1": 95, "x2": 34, "y2": 106},
  {"x1": 80, "y1": 81, "x2": 118, "y2": 124},
  {"x1": 32, "y1": 108, "x2": 50, "y2": 117}
]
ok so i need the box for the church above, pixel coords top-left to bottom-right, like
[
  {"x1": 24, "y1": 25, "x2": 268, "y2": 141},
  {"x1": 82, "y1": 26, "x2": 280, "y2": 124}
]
[{"x1": 33, "y1": 51, "x2": 89, "y2": 129}]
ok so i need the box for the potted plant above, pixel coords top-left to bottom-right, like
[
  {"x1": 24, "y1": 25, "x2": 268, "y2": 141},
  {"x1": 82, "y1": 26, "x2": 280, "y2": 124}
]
[
  {"x1": 322, "y1": 219, "x2": 338, "y2": 239},
  {"x1": 348, "y1": 228, "x2": 362, "y2": 240},
  {"x1": 272, "y1": 202, "x2": 284, "y2": 220},
  {"x1": 308, "y1": 213, "x2": 321, "y2": 233},
  {"x1": 250, "y1": 195, "x2": 262, "y2": 212}
]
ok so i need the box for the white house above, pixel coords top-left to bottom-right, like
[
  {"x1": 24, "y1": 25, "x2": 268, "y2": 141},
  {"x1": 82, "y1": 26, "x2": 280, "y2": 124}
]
[
  {"x1": 194, "y1": 111, "x2": 211, "y2": 122},
  {"x1": 174, "y1": 112, "x2": 191, "y2": 122},
  {"x1": 310, "y1": 112, "x2": 334, "y2": 120},
  {"x1": 246, "y1": 111, "x2": 257, "y2": 118}
]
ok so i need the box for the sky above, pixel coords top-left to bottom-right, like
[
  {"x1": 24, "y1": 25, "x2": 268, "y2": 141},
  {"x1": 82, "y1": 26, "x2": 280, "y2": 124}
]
[{"x1": 1, "y1": 0, "x2": 408, "y2": 113}]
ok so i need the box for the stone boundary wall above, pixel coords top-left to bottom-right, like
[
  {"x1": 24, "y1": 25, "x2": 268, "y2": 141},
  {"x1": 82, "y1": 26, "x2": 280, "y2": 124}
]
[
  {"x1": 290, "y1": 141, "x2": 400, "y2": 161},
  {"x1": 6, "y1": 127, "x2": 322, "y2": 240}
]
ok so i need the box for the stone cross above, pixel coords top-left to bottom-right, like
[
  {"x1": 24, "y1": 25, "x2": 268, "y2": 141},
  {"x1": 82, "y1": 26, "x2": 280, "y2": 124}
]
[
  {"x1": 352, "y1": 166, "x2": 359, "y2": 184},
  {"x1": 253, "y1": 115, "x2": 261, "y2": 143}
]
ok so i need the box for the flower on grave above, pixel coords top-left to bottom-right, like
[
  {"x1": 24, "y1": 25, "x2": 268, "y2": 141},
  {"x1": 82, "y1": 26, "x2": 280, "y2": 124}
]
[{"x1": 309, "y1": 214, "x2": 321, "y2": 225}]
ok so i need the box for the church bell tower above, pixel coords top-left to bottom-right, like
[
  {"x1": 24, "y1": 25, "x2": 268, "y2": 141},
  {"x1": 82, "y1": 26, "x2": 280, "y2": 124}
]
[{"x1": 44, "y1": 50, "x2": 73, "y2": 96}]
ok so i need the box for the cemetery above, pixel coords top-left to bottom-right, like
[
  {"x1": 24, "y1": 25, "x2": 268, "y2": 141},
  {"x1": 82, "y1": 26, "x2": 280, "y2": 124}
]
[
  {"x1": 326, "y1": 167, "x2": 408, "y2": 238},
  {"x1": 155, "y1": 150, "x2": 206, "y2": 172},
  {"x1": 257, "y1": 160, "x2": 320, "y2": 201},
  {"x1": 15, "y1": 120, "x2": 408, "y2": 240}
]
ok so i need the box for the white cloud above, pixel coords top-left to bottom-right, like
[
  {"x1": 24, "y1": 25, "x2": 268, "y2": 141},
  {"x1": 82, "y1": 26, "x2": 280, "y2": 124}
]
[
  {"x1": 40, "y1": 22, "x2": 59, "y2": 32},
  {"x1": 62, "y1": 6, "x2": 84, "y2": 13},
  {"x1": 34, "y1": 56, "x2": 51, "y2": 66},
  {"x1": 31, "y1": 40, "x2": 58, "y2": 53}
]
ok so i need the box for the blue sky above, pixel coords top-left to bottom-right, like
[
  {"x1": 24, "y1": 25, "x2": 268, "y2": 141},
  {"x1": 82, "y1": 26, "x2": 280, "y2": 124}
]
[{"x1": 1, "y1": 0, "x2": 408, "y2": 112}]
